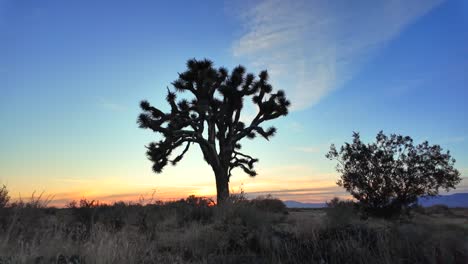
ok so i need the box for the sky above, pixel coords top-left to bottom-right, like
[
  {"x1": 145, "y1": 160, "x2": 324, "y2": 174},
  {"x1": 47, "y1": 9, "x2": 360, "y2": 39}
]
[{"x1": 1, "y1": 0, "x2": 467, "y2": 206}]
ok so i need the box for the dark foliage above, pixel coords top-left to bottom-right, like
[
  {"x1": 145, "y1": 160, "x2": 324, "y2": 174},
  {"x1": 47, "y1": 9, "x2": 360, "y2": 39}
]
[
  {"x1": 66, "y1": 199, "x2": 100, "y2": 236},
  {"x1": 0, "y1": 185, "x2": 10, "y2": 208},
  {"x1": 250, "y1": 195, "x2": 288, "y2": 214},
  {"x1": 166, "y1": 195, "x2": 215, "y2": 225},
  {"x1": 138, "y1": 59, "x2": 290, "y2": 202},
  {"x1": 326, "y1": 131, "x2": 461, "y2": 217},
  {"x1": 418, "y1": 204, "x2": 453, "y2": 216},
  {"x1": 325, "y1": 197, "x2": 359, "y2": 225}
]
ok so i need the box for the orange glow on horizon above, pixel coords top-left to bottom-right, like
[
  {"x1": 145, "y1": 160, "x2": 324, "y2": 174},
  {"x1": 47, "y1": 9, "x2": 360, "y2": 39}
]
[
  {"x1": 5, "y1": 165, "x2": 349, "y2": 207},
  {"x1": 9, "y1": 178, "x2": 349, "y2": 208}
]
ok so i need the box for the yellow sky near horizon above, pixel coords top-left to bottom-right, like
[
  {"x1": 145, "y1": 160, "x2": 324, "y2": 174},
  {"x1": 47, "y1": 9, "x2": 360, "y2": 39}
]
[
  {"x1": 5, "y1": 163, "x2": 349, "y2": 207},
  {"x1": 4, "y1": 157, "x2": 466, "y2": 208}
]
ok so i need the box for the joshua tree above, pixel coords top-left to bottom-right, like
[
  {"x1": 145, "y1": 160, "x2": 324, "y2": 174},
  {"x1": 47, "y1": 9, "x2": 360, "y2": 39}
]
[
  {"x1": 326, "y1": 131, "x2": 461, "y2": 217},
  {"x1": 138, "y1": 59, "x2": 290, "y2": 202}
]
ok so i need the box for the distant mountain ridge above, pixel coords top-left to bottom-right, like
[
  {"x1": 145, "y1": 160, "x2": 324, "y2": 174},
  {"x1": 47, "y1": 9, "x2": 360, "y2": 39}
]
[
  {"x1": 283, "y1": 193, "x2": 468, "y2": 208},
  {"x1": 283, "y1": 200, "x2": 326, "y2": 208},
  {"x1": 417, "y1": 193, "x2": 468, "y2": 208}
]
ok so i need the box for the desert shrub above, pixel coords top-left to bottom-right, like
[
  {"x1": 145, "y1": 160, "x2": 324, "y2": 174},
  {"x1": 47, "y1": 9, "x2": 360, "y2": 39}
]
[
  {"x1": 325, "y1": 197, "x2": 359, "y2": 226},
  {"x1": 276, "y1": 217, "x2": 468, "y2": 264},
  {"x1": 166, "y1": 195, "x2": 215, "y2": 225},
  {"x1": 7, "y1": 191, "x2": 53, "y2": 209},
  {"x1": 0, "y1": 185, "x2": 10, "y2": 208},
  {"x1": 316, "y1": 223, "x2": 387, "y2": 263},
  {"x1": 134, "y1": 203, "x2": 163, "y2": 232},
  {"x1": 390, "y1": 221, "x2": 468, "y2": 264},
  {"x1": 327, "y1": 132, "x2": 461, "y2": 218},
  {"x1": 216, "y1": 199, "x2": 284, "y2": 229},
  {"x1": 212, "y1": 197, "x2": 287, "y2": 256},
  {"x1": 424, "y1": 204, "x2": 451, "y2": 215},
  {"x1": 0, "y1": 185, "x2": 11, "y2": 231},
  {"x1": 215, "y1": 203, "x2": 262, "y2": 254},
  {"x1": 69, "y1": 201, "x2": 144, "y2": 232},
  {"x1": 68, "y1": 198, "x2": 99, "y2": 234},
  {"x1": 226, "y1": 186, "x2": 248, "y2": 204},
  {"x1": 409, "y1": 203, "x2": 426, "y2": 215},
  {"x1": 0, "y1": 193, "x2": 55, "y2": 245},
  {"x1": 66, "y1": 200, "x2": 78, "y2": 208},
  {"x1": 410, "y1": 204, "x2": 453, "y2": 216},
  {"x1": 250, "y1": 195, "x2": 287, "y2": 214},
  {"x1": 96, "y1": 201, "x2": 128, "y2": 231}
]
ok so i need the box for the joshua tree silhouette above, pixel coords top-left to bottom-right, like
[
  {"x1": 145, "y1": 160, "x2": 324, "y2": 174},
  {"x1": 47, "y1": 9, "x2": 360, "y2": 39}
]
[{"x1": 138, "y1": 59, "x2": 290, "y2": 202}]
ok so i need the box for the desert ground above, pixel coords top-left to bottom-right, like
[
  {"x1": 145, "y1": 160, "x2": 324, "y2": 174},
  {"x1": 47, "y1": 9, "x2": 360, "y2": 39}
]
[{"x1": 1, "y1": 195, "x2": 467, "y2": 264}]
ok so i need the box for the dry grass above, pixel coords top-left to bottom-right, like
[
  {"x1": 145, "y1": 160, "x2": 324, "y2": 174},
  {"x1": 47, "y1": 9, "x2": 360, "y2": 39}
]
[{"x1": 0, "y1": 193, "x2": 467, "y2": 264}]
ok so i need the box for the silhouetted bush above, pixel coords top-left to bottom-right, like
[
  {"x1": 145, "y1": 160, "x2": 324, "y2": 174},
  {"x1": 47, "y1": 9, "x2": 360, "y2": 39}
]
[
  {"x1": 0, "y1": 185, "x2": 10, "y2": 208},
  {"x1": 327, "y1": 131, "x2": 461, "y2": 218},
  {"x1": 424, "y1": 204, "x2": 452, "y2": 215},
  {"x1": 325, "y1": 197, "x2": 359, "y2": 226},
  {"x1": 167, "y1": 195, "x2": 215, "y2": 225},
  {"x1": 210, "y1": 196, "x2": 288, "y2": 257},
  {"x1": 8, "y1": 191, "x2": 53, "y2": 209},
  {"x1": 0, "y1": 185, "x2": 11, "y2": 231},
  {"x1": 97, "y1": 201, "x2": 128, "y2": 231},
  {"x1": 250, "y1": 195, "x2": 287, "y2": 214},
  {"x1": 68, "y1": 198, "x2": 99, "y2": 235}
]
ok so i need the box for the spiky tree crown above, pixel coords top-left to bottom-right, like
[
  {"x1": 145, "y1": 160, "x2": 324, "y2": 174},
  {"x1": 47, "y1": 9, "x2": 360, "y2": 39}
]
[{"x1": 138, "y1": 59, "x2": 290, "y2": 177}]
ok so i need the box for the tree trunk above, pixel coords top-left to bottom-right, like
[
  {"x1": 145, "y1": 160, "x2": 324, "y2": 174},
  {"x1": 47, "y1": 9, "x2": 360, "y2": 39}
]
[
  {"x1": 214, "y1": 166, "x2": 229, "y2": 203},
  {"x1": 200, "y1": 143, "x2": 230, "y2": 204}
]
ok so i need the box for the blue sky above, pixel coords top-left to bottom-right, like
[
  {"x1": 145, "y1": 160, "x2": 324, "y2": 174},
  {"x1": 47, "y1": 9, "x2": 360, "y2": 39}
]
[{"x1": 1, "y1": 0, "x2": 467, "y2": 204}]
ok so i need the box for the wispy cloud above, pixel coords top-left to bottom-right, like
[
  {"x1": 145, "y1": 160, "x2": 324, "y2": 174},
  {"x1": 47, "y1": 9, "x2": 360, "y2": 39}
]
[{"x1": 232, "y1": 0, "x2": 443, "y2": 110}]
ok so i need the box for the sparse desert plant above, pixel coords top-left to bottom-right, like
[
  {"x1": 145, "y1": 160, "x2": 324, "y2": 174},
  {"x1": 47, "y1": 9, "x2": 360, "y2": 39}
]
[
  {"x1": 0, "y1": 185, "x2": 10, "y2": 208},
  {"x1": 327, "y1": 131, "x2": 461, "y2": 217},
  {"x1": 79, "y1": 198, "x2": 98, "y2": 208},
  {"x1": 7, "y1": 191, "x2": 54, "y2": 209},
  {"x1": 250, "y1": 195, "x2": 287, "y2": 214},
  {"x1": 212, "y1": 200, "x2": 285, "y2": 256},
  {"x1": 424, "y1": 204, "x2": 452, "y2": 215},
  {"x1": 325, "y1": 197, "x2": 359, "y2": 226},
  {"x1": 69, "y1": 198, "x2": 100, "y2": 234},
  {"x1": 137, "y1": 59, "x2": 290, "y2": 202},
  {"x1": 66, "y1": 199, "x2": 78, "y2": 209},
  {"x1": 167, "y1": 195, "x2": 215, "y2": 225},
  {"x1": 97, "y1": 201, "x2": 128, "y2": 231},
  {"x1": 408, "y1": 203, "x2": 426, "y2": 215},
  {"x1": 226, "y1": 185, "x2": 249, "y2": 204}
]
